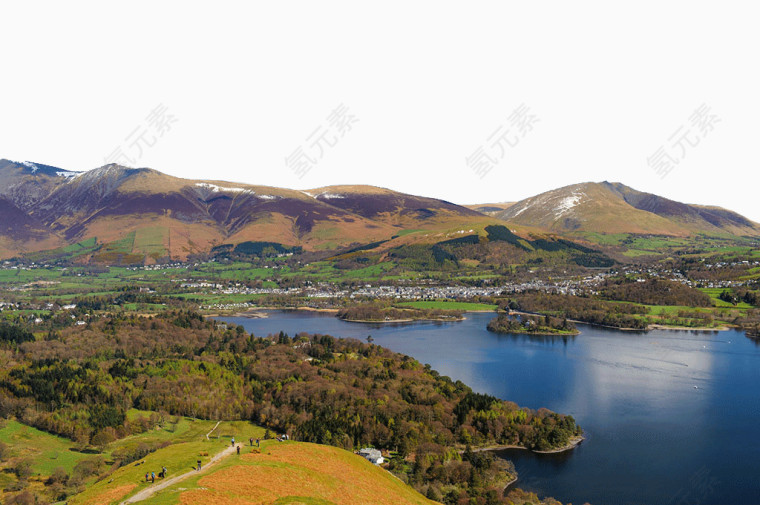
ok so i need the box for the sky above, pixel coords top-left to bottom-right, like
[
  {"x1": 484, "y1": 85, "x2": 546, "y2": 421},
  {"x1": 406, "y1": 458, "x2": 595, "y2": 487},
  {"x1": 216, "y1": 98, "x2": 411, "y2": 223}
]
[{"x1": 1, "y1": 1, "x2": 758, "y2": 221}]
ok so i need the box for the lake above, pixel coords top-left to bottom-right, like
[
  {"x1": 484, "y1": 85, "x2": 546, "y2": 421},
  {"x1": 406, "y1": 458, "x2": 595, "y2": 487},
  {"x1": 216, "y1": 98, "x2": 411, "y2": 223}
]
[{"x1": 218, "y1": 310, "x2": 760, "y2": 505}]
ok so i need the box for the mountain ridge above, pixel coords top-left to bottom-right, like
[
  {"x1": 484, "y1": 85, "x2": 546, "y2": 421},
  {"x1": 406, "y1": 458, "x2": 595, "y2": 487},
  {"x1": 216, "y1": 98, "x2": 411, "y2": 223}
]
[
  {"x1": 0, "y1": 159, "x2": 493, "y2": 262},
  {"x1": 496, "y1": 181, "x2": 760, "y2": 238},
  {"x1": 1, "y1": 159, "x2": 757, "y2": 263}
]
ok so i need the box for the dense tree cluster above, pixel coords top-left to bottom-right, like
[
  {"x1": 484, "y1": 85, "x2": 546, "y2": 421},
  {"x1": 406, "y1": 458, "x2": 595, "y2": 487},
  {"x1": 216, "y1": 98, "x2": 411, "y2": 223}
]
[
  {"x1": 504, "y1": 292, "x2": 650, "y2": 330},
  {"x1": 487, "y1": 314, "x2": 576, "y2": 335},
  {"x1": 397, "y1": 444, "x2": 516, "y2": 505},
  {"x1": 720, "y1": 288, "x2": 759, "y2": 306},
  {"x1": 735, "y1": 308, "x2": 760, "y2": 337},
  {"x1": 600, "y1": 277, "x2": 712, "y2": 307},
  {"x1": 0, "y1": 323, "x2": 35, "y2": 345}
]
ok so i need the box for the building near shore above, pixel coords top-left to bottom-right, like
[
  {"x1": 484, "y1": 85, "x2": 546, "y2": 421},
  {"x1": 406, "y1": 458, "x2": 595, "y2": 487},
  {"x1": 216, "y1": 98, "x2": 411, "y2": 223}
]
[{"x1": 358, "y1": 448, "x2": 384, "y2": 465}]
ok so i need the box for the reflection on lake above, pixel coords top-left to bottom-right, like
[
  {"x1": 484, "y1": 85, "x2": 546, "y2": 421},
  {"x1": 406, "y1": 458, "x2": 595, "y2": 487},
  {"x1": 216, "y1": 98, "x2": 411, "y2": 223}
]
[{"x1": 219, "y1": 310, "x2": 760, "y2": 505}]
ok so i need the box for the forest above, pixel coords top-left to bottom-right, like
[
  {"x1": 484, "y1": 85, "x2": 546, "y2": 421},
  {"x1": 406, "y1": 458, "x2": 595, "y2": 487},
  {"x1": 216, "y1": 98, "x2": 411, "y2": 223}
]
[
  {"x1": 599, "y1": 277, "x2": 712, "y2": 307},
  {"x1": 487, "y1": 314, "x2": 578, "y2": 335},
  {"x1": 0, "y1": 311, "x2": 582, "y2": 504},
  {"x1": 501, "y1": 293, "x2": 650, "y2": 330}
]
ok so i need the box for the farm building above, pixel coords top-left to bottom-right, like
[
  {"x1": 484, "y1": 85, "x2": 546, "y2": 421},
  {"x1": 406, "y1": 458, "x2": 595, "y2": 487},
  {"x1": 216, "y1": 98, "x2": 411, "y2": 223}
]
[{"x1": 358, "y1": 448, "x2": 384, "y2": 465}]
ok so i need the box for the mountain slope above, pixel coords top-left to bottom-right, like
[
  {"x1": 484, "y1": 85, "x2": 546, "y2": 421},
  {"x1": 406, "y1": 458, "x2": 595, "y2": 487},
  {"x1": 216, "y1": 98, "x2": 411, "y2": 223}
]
[
  {"x1": 464, "y1": 202, "x2": 515, "y2": 217},
  {"x1": 0, "y1": 159, "x2": 81, "y2": 211},
  {"x1": 0, "y1": 160, "x2": 487, "y2": 262},
  {"x1": 603, "y1": 182, "x2": 759, "y2": 236},
  {"x1": 496, "y1": 182, "x2": 760, "y2": 237},
  {"x1": 4, "y1": 158, "x2": 754, "y2": 264},
  {"x1": 0, "y1": 196, "x2": 63, "y2": 257},
  {"x1": 307, "y1": 185, "x2": 483, "y2": 227}
]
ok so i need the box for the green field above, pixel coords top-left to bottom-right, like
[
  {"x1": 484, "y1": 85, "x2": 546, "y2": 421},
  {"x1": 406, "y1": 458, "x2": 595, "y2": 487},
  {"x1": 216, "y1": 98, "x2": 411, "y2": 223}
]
[
  {"x1": 134, "y1": 226, "x2": 169, "y2": 257},
  {"x1": 0, "y1": 420, "x2": 89, "y2": 475},
  {"x1": 395, "y1": 229, "x2": 425, "y2": 237},
  {"x1": 396, "y1": 300, "x2": 498, "y2": 311},
  {"x1": 699, "y1": 288, "x2": 754, "y2": 309}
]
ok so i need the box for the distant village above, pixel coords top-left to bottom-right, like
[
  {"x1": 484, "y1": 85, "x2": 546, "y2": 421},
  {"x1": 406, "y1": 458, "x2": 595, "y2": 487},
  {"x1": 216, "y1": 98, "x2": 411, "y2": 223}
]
[{"x1": 1, "y1": 257, "x2": 757, "y2": 315}]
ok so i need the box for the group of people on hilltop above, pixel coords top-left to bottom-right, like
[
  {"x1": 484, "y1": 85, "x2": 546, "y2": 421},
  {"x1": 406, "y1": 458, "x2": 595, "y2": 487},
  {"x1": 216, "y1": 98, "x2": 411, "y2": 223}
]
[
  {"x1": 144, "y1": 435, "x2": 274, "y2": 484},
  {"x1": 144, "y1": 467, "x2": 167, "y2": 483}
]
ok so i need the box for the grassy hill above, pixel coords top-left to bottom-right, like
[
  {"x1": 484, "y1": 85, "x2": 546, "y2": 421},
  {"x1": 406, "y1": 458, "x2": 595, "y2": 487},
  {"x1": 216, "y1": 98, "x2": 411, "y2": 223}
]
[
  {"x1": 97, "y1": 440, "x2": 437, "y2": 505},
  {"x1": 496, "y1": 181, "x2": 760, "y2": 239},
  {"x1": 0, "y1": 416, "x2": 435, "y2": 505}
]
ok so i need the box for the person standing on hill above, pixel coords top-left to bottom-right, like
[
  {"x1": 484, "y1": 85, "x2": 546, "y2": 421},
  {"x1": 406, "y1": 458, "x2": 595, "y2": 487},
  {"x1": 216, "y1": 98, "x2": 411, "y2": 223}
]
[
  {"x1": 151, "y1": 472, "x2": 155, "y2": 483},
  {"x1": 249, "y1": 437, "x2": 253, "y2": 446},
  {"x1": 237, "y1": 445, "x2": 240, "y2": 455}
]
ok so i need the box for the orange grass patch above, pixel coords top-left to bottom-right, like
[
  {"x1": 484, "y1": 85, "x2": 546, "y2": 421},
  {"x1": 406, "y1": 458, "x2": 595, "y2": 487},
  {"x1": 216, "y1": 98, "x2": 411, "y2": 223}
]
[
  {"x1": 180, "y1": 443, "x2": 433, "y2": 505},
  {"x1": 81, "y1": 483, "x2": 136, "y2": 505}
]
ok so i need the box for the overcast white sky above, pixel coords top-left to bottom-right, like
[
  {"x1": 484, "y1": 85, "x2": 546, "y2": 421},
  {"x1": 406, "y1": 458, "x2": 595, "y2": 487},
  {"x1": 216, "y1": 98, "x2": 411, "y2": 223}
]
[{"x1": 1, "y1": 1, "x2": 758, "y2": 221}]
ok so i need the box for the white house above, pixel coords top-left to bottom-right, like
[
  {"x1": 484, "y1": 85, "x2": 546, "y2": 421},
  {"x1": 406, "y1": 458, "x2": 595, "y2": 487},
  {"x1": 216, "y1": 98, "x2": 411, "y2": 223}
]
[{"x1": 358, "y1": 448, "x2": 384, "y2": 465}]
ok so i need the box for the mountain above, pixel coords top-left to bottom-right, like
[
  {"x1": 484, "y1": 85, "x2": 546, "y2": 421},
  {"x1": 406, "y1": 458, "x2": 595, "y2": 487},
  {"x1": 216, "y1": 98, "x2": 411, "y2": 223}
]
[
  {"x1": 495, "y1": 181, "x2": 760, "y2": 238},
  {"x1": 0, "y1": 159, "x2": 489, "y2": 262},
  {"x1": 464, "y1": 202, "x2": 515, "y2": 217},
  {"x1": 3, "y1": 159, "x2": 753, "y2": 264},
  {"x1": 307, "y1": 185, "x2": 483, "y2": 227}
]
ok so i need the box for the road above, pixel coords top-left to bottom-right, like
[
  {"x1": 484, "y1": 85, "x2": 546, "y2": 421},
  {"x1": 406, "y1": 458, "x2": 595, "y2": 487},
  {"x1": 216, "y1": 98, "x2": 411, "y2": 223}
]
[{"x1": 119, "y1": 443, "x2": 237, "y2": 504}]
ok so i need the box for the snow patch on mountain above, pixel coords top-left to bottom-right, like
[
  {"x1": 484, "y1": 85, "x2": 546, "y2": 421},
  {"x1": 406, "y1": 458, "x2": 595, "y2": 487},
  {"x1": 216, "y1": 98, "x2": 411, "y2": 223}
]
[
  {"x1": 511, "y1": 203, "x2": 531, "y2": 217},
  {"x1": 21, "y1": 161, "x2": 38, "y2": 173},
  {"x1": 317, "y1": 193, "x2": 345, "y2": 199},
  {"x1": 554, "y1": 192, "x2": 584, "y2": 217},
  {"x1": 195, "y1": 183, "x2": 252, "y2": 194},
  {"x1": 57, "y1": 171, "x2": 82, "y2": 180}
]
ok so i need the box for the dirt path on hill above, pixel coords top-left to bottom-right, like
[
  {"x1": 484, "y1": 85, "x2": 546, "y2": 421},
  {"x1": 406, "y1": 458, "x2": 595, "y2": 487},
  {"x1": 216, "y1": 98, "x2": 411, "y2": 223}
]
[
  {"x1": 206, "y1": 420, "x2": 221, "y2": 440},
  {"x1": 119, "y1": 444, "x2": 237, "y2": 504}
]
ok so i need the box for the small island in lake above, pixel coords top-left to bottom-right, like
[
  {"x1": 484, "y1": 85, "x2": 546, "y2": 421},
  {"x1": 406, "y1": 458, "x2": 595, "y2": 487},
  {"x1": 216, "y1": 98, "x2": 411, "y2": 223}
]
[
  {"x1": 337, "y1": 303, "x2": 464, "y2": 323},
  {"x1": 487, "y1": 313, "x2": 580, "y2": 336}
]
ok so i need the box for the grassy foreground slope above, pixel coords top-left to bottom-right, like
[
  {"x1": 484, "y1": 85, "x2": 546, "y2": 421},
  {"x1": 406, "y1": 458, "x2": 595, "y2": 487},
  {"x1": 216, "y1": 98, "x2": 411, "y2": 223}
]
[
  {"x1": 173, "y1": 441, "x2": 435, "y2": 505},
  {"x1": 72, "y1": 438, "x2": 436, "y2": 505}
]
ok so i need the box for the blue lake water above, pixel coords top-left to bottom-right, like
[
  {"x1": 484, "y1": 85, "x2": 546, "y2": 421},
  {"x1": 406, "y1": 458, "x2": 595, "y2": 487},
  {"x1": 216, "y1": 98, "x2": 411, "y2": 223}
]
[{"x1": 219, "y1": 310, "x2": 760, "y2": 505}]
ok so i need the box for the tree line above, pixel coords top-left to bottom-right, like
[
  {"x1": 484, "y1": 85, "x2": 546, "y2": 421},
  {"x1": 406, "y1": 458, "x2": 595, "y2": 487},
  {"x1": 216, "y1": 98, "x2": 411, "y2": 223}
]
[
  {"x1": 501, "y1": 292, "x2": 650, "y2": 330},
  {"x1": 599, "y1": 277, "x2": 712, "y2": 307},
  {"x1": 337, "y1": 302, "x2": 463, "y2": 322}
]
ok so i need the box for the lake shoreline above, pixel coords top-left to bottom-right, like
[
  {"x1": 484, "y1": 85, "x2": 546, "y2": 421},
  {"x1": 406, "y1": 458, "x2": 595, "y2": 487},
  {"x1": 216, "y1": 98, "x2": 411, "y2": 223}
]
[
  {"x1": 647, "y1": 323, "x2": 730, "y2": 332},
  {"x1": 488, "y1": 327, "x2": 581, "y2": 337},
  {"x1": 509, "y1": 310, "x2": 731, "y2": 333},
  {"x1": 218, "y1": 307, "x2": 734, "y2": 334},
  {"x1": 468, "y1": 435, "x2": 585, "y2": 456},
  {"x1": 339, "y1": 316, "x2": 466, "y2": 324}
]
